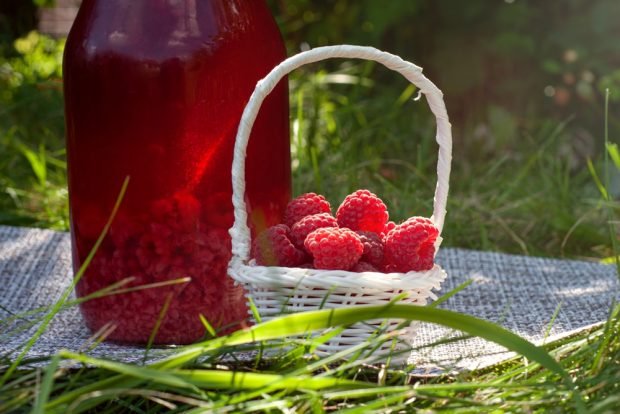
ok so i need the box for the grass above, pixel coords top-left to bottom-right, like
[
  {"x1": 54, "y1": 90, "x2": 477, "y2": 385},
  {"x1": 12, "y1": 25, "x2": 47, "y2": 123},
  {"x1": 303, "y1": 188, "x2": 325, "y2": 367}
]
[
  {"x1": 1, "y1": 297, "x2": 618, "y2": 412},
  {"x1": 0, "y1": 37, "x2": 619, "y2": 412}
]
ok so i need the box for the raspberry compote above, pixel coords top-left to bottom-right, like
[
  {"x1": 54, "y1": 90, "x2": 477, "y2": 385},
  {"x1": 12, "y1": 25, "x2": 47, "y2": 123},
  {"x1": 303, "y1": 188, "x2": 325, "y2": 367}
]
[{"x1": 63, "y1": 0, "x2": 290, "y2": 344}]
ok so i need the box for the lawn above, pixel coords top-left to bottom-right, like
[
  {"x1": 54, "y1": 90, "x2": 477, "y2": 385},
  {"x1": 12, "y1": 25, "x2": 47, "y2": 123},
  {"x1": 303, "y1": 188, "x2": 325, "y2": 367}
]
[{"x1": 1, "y1": 1, "x2": 619, "y2": 412}]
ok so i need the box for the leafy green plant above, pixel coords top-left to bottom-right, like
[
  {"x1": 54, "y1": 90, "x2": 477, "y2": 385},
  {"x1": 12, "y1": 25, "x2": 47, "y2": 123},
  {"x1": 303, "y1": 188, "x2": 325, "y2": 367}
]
[{"x1": 0, "y1": 31, "x2": 66, "y2": 228}]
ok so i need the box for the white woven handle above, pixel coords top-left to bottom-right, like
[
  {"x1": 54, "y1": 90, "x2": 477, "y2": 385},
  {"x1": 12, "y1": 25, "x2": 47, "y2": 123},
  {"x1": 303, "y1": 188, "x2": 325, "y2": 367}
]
[{"x1": 229, "y1": 45, "x2": 452, "y2": 264}]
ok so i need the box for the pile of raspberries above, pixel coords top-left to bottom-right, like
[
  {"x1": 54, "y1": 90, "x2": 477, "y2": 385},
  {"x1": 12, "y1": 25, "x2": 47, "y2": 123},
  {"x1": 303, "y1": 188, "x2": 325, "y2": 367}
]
[{"x1": 251, "y1": 190, "x2": 440, "y2": 272}]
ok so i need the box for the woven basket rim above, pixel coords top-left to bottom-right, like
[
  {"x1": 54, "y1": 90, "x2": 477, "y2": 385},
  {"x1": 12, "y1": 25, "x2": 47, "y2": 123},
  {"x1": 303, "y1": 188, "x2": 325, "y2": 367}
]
[
  {"x1": 230, "y1": 262, "x2": 447, "y2": 291},
  {"x1": 237, "y1": 262, "x2": 444, "y2": 278}
]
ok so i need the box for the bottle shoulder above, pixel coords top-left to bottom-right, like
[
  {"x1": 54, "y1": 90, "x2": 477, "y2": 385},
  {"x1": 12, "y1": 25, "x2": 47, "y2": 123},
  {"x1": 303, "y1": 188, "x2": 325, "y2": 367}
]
[{"x1": 65, "y1": 0, "x2": 285, "y2": 64}]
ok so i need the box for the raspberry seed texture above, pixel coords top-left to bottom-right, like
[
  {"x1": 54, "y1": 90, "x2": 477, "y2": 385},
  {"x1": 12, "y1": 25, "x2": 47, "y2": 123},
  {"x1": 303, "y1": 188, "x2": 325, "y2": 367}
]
[
  {"x1": 304, "y1": 227, "x2": 364, "y2": 270},
  {"x1": 290, "y1": 213, "x2": 338, "y2": 247},
  {"x1": 336, "y1": 189, "x2": 388, "y2": 234},
  {"x1": 283, "y1": 193, "x2": 331, "y2": 228},
  {"x1": 356, "y1": 231, "x2": 385, "y2": 269},
  {"x1": 384, "y1": 217, "x2": 439, "y2": 272}
]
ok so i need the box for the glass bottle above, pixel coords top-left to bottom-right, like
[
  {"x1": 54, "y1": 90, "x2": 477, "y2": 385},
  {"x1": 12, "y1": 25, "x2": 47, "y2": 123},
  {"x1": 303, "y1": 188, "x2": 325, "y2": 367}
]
[{"x1": 63, "y1": 0, "x2": 290, "y2": 344}]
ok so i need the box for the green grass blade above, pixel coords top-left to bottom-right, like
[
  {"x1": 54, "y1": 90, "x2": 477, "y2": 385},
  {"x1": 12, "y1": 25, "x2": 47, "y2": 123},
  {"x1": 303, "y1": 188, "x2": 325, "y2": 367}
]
[
  {"x1": 58, "y1": 351, "x2": 202, "y2": 393},
  {"x1": 308, "y1": 326, "x2": 346, "y2": 353},
  {"x1": 15, "y1": 141, "x2": 46, "y2": 187},
  {"x1": 247, "y1": 296, "x2": 261, "y2": 324},
  {"x1": 143, "y1": 292, "x2": 174, "y2": 364},
  {"x1": 587, "y1": 158, "x2": 608, "y2": 200},
  {"x1": 543, "y1": 301, "x2": 563, "y2": 344},
  {"x1": 429, "y1": 278, "x2": 473, "y2": 308},
  {"x1": 590, "y1": 300, "x2": 618, "y2": 374},
  {"x1": 335, "y1": 390, "x2": 417, "y2": 414},
  {"x1": 174, "y1": 369, "x2": 363, "y2": 390},
  {"x1": 30, "y1": 354, "x2": 60, "y2": 414},
  {"x1": 395, "y1": 84, "x2": 417, "y2": 107},
  {"x1": 607, "y1": 143, "x2": 620, "y2": 170},
  {"x1": 199, "y1": 314, "x2": 217, "y2": 338}
]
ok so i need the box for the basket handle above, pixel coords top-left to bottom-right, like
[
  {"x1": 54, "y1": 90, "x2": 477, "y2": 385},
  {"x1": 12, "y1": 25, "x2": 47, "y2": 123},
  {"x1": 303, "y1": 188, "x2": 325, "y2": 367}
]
[{"x1": 229, "y1": 45, "x2": 452, "y2": 265}]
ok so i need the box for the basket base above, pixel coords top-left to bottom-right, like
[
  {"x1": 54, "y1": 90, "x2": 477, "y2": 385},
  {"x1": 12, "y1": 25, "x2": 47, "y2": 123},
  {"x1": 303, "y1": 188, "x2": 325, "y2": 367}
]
[{"x1": 232, "y1": 263, "x2": 447, "y2": 359}]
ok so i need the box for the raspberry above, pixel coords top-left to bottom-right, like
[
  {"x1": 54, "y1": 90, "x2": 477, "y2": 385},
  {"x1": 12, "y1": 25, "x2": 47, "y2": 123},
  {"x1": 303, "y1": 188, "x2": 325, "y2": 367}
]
[
  {"x1": 304, "y1": 227, "x2": 363, "y2": 270},
  {"x1": 284, "y1": 193, "x2": 331, "y2": 228},
  {"x1": 351, "y1": 261, "x2": 379, "y2": 272},
  {"x1": 252, "y1": 224, "x2": 306, "y2": 267},
  {"x1": 382, "y1": 221, "x2": 397, "y2": 238},
  {"x1": 290, "y1": 213, "x2": 338, "y2": 247},
  {"x1": 384, "y1": 217, "x2": 439, "y2": 272},
  {"x1": 356, "y1": 231, "x2": 384, "y2": 269},
  {"x1": 80, "y1": 192, "x2": 248, "y2": 344},
  {"x1": 336, "y1": 189, "x2": 388, "y2": 234}
]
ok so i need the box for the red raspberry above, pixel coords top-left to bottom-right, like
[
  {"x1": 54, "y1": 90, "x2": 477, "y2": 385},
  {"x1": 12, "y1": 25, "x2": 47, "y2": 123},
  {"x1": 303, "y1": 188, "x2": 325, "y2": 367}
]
[
  {"x1": 304, "y1": 227, "x2": 364, "y2": 270},
  {"x1": 356, "y1": 231, "x2": 384, "y2": 269},
  {"x1": 284, "y1": 193, "x2": 331, "y2": 228},
  {"x1": 382, "y1": 221, "x2": 397, "y2": 238},
  {"x1": 251, "y1": 224, "x2": 306, "y2": 267},
  {"x1": 336, "y1": 190, "x2": 388, "y2": 234},
  {"x1": 290, "y1": 213, "x2": 338, "y2": 247},
  {"x1": 351, "y1": 261, "x2": 379, "y2": 272},
  {"x1": 384, "y1": 217, "x2": 439, "y2": 272}
]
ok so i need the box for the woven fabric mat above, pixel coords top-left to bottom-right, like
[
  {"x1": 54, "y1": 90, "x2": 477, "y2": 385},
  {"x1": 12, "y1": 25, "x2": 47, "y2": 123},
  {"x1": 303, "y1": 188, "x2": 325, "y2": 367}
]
[{"x1": 1, "y1": 225, "x2": 618, "y2": 372}]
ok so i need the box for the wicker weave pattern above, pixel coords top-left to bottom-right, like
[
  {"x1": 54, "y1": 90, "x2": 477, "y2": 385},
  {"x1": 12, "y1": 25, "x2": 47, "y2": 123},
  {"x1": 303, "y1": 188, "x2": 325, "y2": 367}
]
[{"x1": 228, "y1": 45, "x2": 453, "y2": 352}]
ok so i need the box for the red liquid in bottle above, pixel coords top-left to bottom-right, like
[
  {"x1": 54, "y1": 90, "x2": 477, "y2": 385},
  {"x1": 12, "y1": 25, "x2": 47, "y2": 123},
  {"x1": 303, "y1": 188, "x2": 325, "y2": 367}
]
[{"x1": 63, "y1": 0, "x2": 290, "y2": 344}]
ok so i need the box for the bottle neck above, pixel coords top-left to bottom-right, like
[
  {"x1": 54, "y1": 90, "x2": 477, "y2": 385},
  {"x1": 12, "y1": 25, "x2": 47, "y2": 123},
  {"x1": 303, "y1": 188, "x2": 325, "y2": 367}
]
[
  {"x1": 79, "y1": 0, "x2": 262, "y2": 14},
  {"x1": 73, "y1": 0, "x2": 271, "y2": 60}
]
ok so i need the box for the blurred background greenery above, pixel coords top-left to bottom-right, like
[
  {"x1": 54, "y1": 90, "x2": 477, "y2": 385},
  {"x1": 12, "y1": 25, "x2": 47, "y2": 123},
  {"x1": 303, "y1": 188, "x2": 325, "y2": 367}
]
[
  {"x1": 0, "y1": 0, "x2": 618, "y2": 259},
  {"x1": 272, "y1": 0, "x2": 620, "y2": 150}
]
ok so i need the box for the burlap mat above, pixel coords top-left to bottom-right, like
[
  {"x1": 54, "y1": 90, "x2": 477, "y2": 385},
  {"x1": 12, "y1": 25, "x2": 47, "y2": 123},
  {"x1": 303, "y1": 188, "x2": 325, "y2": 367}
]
[{"x1": 1, "y1": 225, "x2": 617, "y2": 372}]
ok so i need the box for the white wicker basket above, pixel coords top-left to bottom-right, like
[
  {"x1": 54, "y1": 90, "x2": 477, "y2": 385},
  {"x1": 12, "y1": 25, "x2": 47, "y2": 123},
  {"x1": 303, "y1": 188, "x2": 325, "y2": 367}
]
[{"x1": 228, "y1": 45, "x2": 452, "y2": 354}]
